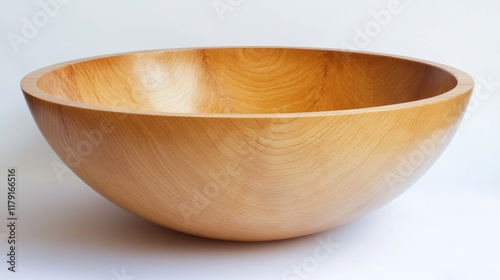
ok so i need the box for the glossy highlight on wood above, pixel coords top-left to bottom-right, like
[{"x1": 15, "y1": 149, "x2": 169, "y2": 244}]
[{"x1": 21, "y1": 48, "x2": 473, "y2": 241}]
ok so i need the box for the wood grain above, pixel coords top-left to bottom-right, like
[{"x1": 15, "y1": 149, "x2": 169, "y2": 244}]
[{"x1": 21, "y1": 48, "x2": 473, "y2": 241}]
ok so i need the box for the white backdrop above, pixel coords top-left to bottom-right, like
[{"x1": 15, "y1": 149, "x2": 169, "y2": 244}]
[{"x1": 1, "y1": 0, "x2": 499, "y2": 279}]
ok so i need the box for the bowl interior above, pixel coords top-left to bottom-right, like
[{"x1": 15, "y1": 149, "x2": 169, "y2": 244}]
[{"x1": 36, "y1": 48, "x2": 457, "y2": 114}]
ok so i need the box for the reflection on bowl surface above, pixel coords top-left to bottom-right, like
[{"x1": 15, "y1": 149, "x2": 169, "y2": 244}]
[{"x1": 22, "y1": 48, "x2": 473, "y2": 241}]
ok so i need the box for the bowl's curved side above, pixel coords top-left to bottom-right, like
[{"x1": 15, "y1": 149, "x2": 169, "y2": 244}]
[{"x1": 23, "y1": 86, "x2": 471, "y2": 241}]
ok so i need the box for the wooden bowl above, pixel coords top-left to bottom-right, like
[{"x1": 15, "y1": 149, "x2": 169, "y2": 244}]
[{"x1": 22, "y1": 48, "x2": 473, "y2": 241}]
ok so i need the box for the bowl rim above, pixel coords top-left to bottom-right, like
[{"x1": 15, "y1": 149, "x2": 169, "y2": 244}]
[{"x1": 21, "y1": 47, "x2": 474, "y2": 118}]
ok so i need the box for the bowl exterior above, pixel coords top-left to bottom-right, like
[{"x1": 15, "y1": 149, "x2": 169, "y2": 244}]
[{"x1": 23, "y1": 87, "x2": 471, "y2": 241}]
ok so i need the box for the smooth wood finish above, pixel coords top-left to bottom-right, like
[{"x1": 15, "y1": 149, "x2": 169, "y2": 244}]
[{"x1": 21, "y1": 48, "x2": 473, "y2": 241}]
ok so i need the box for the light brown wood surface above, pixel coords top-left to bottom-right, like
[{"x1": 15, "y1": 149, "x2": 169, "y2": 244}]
[{"x1": 21, "y1": 48, "x2": 473, "y2": 241}]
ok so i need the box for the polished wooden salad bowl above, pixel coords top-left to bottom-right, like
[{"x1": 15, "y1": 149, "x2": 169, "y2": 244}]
[{"x1": 22, "y1": 48, "x2": 473, "y2": 241}]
